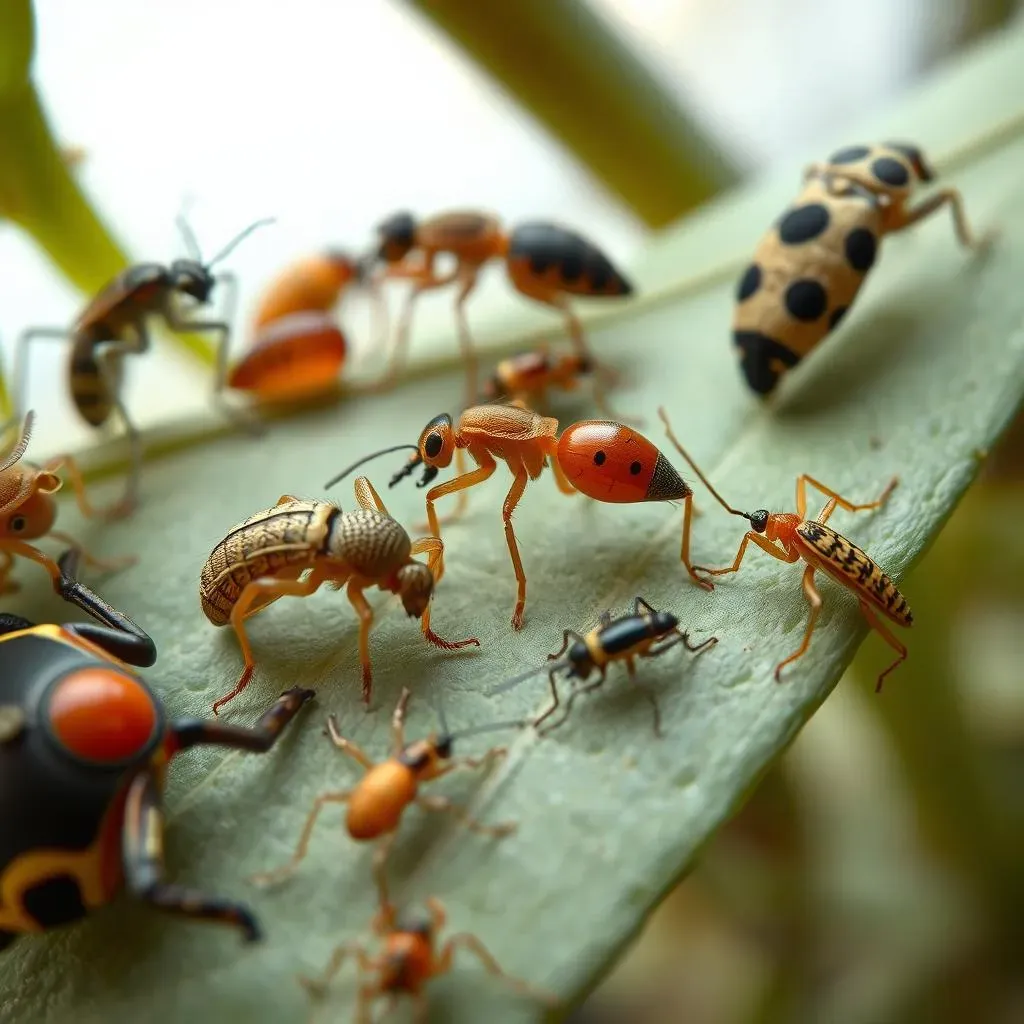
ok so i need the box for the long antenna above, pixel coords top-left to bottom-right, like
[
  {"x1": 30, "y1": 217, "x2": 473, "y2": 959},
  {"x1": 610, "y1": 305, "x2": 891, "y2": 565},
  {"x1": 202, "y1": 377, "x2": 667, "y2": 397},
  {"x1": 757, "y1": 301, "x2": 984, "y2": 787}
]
[
  {"x1": 486, "y1": 658, "x2": 571, "y2": 697},
  {"x1": 324, "y1": 444, "x2": 419, "y2": 490},
  {"x1": 657, "y1": 406, "x2": 753, "y2": 521},
  {"x1": 447, "y1": 718, "x2": 531, "y2": 740},
  {"x1": 207, "y1": 217, "x2": 276, "y2": 268},
  {"x1": 175, "y1": 213, "x2": 203, "y2": 261},
  {"x1": 0, "y1": 410, "x2": 35, "y2": 472}
]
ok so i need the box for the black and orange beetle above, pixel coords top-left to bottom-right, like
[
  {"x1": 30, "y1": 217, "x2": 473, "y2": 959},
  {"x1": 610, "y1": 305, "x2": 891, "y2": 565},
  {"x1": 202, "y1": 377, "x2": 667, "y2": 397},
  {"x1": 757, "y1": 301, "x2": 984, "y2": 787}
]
[{"x1": 0, "y1": 552, "x2": 313, "y2": 947}]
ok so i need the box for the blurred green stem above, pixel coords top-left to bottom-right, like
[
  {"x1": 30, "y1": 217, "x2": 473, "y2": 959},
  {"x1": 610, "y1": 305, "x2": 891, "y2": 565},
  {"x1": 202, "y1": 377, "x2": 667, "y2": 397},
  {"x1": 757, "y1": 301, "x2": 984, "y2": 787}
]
[{"x1": 404, "y1": 0, "x2": 739, "y2": 227}]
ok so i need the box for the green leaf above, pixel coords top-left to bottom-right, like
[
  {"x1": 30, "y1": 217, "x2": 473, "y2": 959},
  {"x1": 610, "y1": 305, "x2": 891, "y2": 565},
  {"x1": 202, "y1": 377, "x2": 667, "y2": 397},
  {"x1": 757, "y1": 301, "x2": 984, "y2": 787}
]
[{"x1": 5, "y1": 23, "x2": 1024, "y2": 1024}]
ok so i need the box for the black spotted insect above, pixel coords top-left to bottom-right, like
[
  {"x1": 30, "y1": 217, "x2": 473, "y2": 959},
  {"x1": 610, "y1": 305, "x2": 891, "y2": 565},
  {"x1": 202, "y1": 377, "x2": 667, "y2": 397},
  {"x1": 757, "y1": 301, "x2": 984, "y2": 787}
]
[
  {"x1": 733, "y1": 141, "x2": 983, "y2": 396},
  {"x1": 0, "y1": 550, "x2": 312, "y2": 948},
  {"x1": 489, "y1": 595, "x2": 717, "y2": 737}
]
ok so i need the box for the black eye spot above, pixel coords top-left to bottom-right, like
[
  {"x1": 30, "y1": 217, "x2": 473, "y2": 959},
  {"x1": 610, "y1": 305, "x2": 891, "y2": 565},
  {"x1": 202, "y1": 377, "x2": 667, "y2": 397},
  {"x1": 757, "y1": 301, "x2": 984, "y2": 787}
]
[
  {"x1": 9, "y1": 516, "x2": 25, "y2": 532},
  {"x1": 736, "y1": 263, "x2": 762, "y2": 302},
  {"x1": 629, "y1": 461, "x2": 642, "y2": 475},
  {"x1": 424, "y1": 434, "x2": 443, "y2": 459},
  {"x1": 844, "y1": 228, "x2": 877, "y2": 272},
  {"x1": 871, "y1": 157, "x2": 909, "y2": 188},
  {"x1": 828, "y1": 145, "x2": 870, "y2": 164},
  {"x1": 593, "y1": 451, "x2": 606, "y2": 466},
  {"x1": 778, "y1": 204, "x2": 830, "y2": 245}
]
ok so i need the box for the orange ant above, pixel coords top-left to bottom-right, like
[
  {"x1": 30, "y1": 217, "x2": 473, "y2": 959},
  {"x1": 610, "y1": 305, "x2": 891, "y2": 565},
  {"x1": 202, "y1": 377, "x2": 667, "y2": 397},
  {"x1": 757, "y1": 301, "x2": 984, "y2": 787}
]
[
  {"x1": 325, "y1": 403, "x2": 711, "y2": 632},
  {"x1": 227, "y1": 249, "x2": 386, "y2": 402},
  {"x1": 12, "y1": 216, "x2": 272, "y2": 514},
  {"x1": 299, "y1": 896, "x2": 556, "y2": 1023},
  {"x1": 658, "y1": 407, "x2": 910, "y2": 690},
  {"x1": 491, "y1": 595, "x2": 718, "y2": 736},
  {"x1": 371, "y1": 210, "x2": 632, "y2": 404},
  {"x1": 0, "y1": 411, "x2": 134, "y2": 596},
  {"x1": 249, "y1": 688, "x2": 521, "y2": 905}
]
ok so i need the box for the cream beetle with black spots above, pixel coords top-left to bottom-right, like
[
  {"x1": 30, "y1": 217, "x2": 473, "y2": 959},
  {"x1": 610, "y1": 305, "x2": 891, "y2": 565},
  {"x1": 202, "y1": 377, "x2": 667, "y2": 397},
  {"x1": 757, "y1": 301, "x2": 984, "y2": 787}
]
[{"x1": 733, "y1": 141, "x2": 983, "y2": 396}]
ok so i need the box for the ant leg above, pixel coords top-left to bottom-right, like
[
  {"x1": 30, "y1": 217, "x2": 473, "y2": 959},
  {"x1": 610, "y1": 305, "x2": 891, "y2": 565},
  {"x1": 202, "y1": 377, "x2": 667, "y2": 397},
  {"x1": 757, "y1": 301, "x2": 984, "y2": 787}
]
[
  {"x1": 297, "y1": 940, "x2": 378, "y2": 999},
  {"x1": 325, "y1": 714, "x2": 377, "y2": 768},
  {"x1": 414, "y1": 793, "x2": 516, "y2": 838},
  {"x1": 42, "y1": 451, "x2": 135, "y2": 522},
  {"x1": 774, "y1": 565, "x2": 822, "y2": 682},
  {"x1": 533, "y1": 667, "x2": 565, "y2": 730},
  {"x1": 371, "y1": 833, "x2": 397, "y2": 910},
  {"x1": 451, "y1": 265, "x2": 482, "y2": 406},
  {"x1": 11, "y1": 328, "x2": 68, "y2": 423},
  {"x1": 539, "y1": 672, "x2": 607, "y2": 735},
  {"x1": 122, "y1": 771, "x2": 260, "y2": 941},
  {"x1": 352, "y1": 476, "x2": 388, "y2": 515},
  {"x1": 345, "y1": 581, "x2": 376, "y2": 705},
  {"x1": 795, "y1": 475, "x2": 898, "y2": 522},
  {"x1": 1, "y1": 539, "x2": 64, "y2": 593},
  {"x1": 693, "y1": 531, "x2": 800, "y2": 577},
  {"x1": 217, "y1": 571, "x2": 327, "y2": 715},
  {"x1": 436, "y1": 932, "x2": 557, "y2": 1004},
  {"x1": 423, "y1": 454, "x2": 496, "y2": 575},
  {"x1": 422, "y1": 446, "x2": 475, "y2": 535},
  {"x1": 502, "y1": 469, "x2": 530, "y2": 630},
  {"x1": 681, "y1": 494, "x2": 714, "y2": 592},
  {"x1": 48, "y1": 529, "x2": 136, "y2": 575},
  {"x1": 858, "y1": 601, "x2": 908, "y2": 693},
  {"x1": 248, "y1": 789, "x2": 354, "y2": 886},
  {"x1": 94, "y1": 340, "x2": 144, "y2": 517}
]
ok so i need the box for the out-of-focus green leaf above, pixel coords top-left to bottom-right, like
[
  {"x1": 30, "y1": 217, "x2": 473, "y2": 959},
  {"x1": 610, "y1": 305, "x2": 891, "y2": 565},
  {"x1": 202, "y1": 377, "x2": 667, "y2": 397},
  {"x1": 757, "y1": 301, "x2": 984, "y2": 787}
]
[{"x1": 4, "y1": 19, "x2": 1024, "y2": 1024}]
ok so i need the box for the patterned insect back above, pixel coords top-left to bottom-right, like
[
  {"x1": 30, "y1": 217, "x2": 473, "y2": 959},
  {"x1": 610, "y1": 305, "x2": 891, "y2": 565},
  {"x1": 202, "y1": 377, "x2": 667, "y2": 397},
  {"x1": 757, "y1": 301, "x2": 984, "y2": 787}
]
[{"x1": 325, "y1": 509, "x2": 411, "y2": 579}]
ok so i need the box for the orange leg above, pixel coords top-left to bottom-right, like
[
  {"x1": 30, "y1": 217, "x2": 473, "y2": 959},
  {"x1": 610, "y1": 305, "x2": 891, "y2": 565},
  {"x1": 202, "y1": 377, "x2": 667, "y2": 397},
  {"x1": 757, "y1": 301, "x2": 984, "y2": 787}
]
[
  {"x1": 48, "y1": 530, "x2": 136, "y2": 574},
  {"x1": 406, "y1": 537, "x2": 480, "y2": 654},
  {"x1": 426, "y1": 745, "x2": 506, "y2": 782},
  {"x1": 423, "y1": 453, "x2": 496, "y2": 579},
  {"x1": 859, "y1": 601, "x2": 908, "y2": 692},
  {"x1": 384, "y1": 688, "x2": 411, "y2": 755},
  {"x1": 694, "y1": 531, "x2": 801, "y2": 578},
  {"x1": 795, "y1": 474, "x2": 898, "y2": 521},
  {"x1": 297, "y1": 939, "x2": 381, "y2": 1005},
  {"x1": 774, "y1": 564, "x2": 822, "y2": 682},
  {"x1": 414, "y1": 792, "x2": 516, "y2": 838},
  {"x1": 889, "y1": 188, "x2": 981, "y2": 249},
  {"x1": 501, "y1": 468, "x2": 531, "y2": 629},
  {"x1": 680, "y1": 494, "x2": 713, "y2": 592},
  {"x1": 43, "y1": 454, "x2": 136, "y2": 521},
  {"x1": 345, "y1": 580, "x2": 376, "y2": 704},
  {"x1": 422, "y1": 446, "x2": 471, "y2": 533},
  {"x1": 217, "y1": 570, "x2": 327, "y2": 715},
  {"x1": 0, "y1": 539, "x2": 64, "y2": 594},
  {"x1": 325, "y1": 713, "x2": 378, "y2": 768},
  {"x1": 436, "y1": 932, "x2": 556, "y2": 1005},
  {"x1": 549, "y1": 453, "x2": 577, "y2": 496}
]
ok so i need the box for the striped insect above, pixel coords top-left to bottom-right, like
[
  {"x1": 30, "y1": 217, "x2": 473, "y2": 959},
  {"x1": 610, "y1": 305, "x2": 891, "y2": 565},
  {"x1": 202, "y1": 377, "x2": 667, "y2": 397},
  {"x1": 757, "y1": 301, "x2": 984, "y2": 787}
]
[
  {"x1": 371, "y1": 210, "x2": 632, "y2": 404},
  {"x1": 11, "y1": 216, "x2": 272, "y2": 514},
  {"x1": 249, "y1": 688, "x2": 520, "y2": 907},
  {"x1": 199, "y1": 476, "x2": 478, "y2": 715},
  {"x1": 325, "y1": 403, "x2": 712, "y2": 633},
  {"x1": 733, "y1": 141, "x2": 982, "y2": 397},
  {"x1": 658, "y1": 408, "x2": 909, "y2": 690},
  {"x1": 491, "y1": 595, "x2": 717, "y2": 736}
]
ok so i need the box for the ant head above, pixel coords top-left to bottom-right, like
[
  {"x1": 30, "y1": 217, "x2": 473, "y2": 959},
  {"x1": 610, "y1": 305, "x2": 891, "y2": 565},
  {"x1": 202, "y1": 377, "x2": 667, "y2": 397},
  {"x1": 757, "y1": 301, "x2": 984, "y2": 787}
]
[
  {"x1": 169, "y1": 259, "x2": 217, "y2": 304},
  {"x1": 389, "y1": 414, "x2": 454, "y2": 490},
  {"x1": 394, "y1": 907, "x2": 434, "y2": 937},
  {"x1": 396, "y1": 562, "x2": 433, "y2": 619},
  {"x1": 376, "y1": 211, "x2": 417, "y2": 263},
  {"x1": 747, "y1": 509, "x2": 770, "y2": 533},
  {"x1": 651, "y1": 610, "x2": 679, "y2": 633},
  {"x1": 433, "y1": 734, "x2": 453, "y2": 759}
]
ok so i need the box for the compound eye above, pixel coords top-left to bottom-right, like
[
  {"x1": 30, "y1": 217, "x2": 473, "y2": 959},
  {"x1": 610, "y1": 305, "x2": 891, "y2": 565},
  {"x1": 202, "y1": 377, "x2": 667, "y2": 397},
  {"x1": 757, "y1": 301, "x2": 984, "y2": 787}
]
[
  {"x1": 9, "y1": 515, "x2": 26, "y2": 533},
  {"x1": 424, "y1": 433, "x2": 443, "y2": 459}
]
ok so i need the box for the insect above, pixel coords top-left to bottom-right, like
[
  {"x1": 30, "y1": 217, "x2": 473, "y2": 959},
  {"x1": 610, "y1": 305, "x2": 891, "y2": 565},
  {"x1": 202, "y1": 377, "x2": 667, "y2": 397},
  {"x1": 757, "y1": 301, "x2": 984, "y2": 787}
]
[
  {"x1": 657, "y1": 408, "x2": 909, "y2": 690},
  {"x1": 325, "y1": 404, "x2": 712, "y2": 631},
  {"x1": 372, "y1": 210, "x2": 632, "y2": 404},
  {"x1": 11, "y1": 215, "x2": 273, "y2": 513},
  {"x1": 227, "y1": 249, "x2": 384, "y2": 401},
  {"x1": 0, "y1": 552, "x2": 313, "y2": 948},
  {"x1": 733, "y1": 141, "x2": 982, "y2": 396},
  {"x1": 199, "y1": 476, "x2": 478, "y2": 715},
  {"x1": 249, "y1": 688, "x2": 519, "y2": 906},
  {"x1": 0, "y1": 411, "x2": 134, "y2": 595},
  {"x1": 491, "y1": 596, "x2": 718, "y2": 736},
  {"x1": 299, "y1": 896, "x2": 555, "y2": 1023}
]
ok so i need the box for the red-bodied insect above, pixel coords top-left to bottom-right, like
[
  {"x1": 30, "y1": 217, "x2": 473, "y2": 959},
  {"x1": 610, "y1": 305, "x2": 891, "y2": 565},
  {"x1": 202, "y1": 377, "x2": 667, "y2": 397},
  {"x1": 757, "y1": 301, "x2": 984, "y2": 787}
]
[
  {"x1": 227, "y1": 249, "x2": 385, "y2": 402},
  {"x1": 249, "y1": 688, "x2": 520, "y2": 906},
  {"x1": 324, "y1": 403, "x2": 713, "y2": 632},
  {"x1": 733, "y1": 141, "x2": 983, "y2": 396},
  {"x1": 0, "y1": 550, "x2": 313, "y2": 948},
  {"x1": 371, "y1": 210, "x2": 632, "y2": 404},
  {"x1": 0, "y1": 411, "x2": 134, "y2": 596},
  {"x1": 658, "y1": 407, "x2": 910, "y2": 690},
  {"x1": 11, "y1": 216, "x2": 272, "y2": 514},
  {"x1": 299, "y1": 896, "x2": 556, "y2": 1023},
  {"x1": 491, "y1": 595, "x2": 717, "y2": 736}
]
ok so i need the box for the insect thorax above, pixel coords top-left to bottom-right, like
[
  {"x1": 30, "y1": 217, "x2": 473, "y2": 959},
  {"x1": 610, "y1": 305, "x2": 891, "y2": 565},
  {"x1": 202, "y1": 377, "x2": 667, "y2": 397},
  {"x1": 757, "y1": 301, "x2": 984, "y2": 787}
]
[{"x1": 327, "y1": 509, "x2": 411, "y2": 577}]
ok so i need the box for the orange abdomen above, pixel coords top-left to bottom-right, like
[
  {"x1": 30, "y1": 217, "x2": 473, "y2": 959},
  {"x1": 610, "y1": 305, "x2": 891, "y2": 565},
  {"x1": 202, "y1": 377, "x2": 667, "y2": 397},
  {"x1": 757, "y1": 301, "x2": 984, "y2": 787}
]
[
  {"x1": 345, "y1": 762, "x2": 417, "y2": 840},
  {"x1": 252, "y1": 255, "x2": 355, "y2": 328}
]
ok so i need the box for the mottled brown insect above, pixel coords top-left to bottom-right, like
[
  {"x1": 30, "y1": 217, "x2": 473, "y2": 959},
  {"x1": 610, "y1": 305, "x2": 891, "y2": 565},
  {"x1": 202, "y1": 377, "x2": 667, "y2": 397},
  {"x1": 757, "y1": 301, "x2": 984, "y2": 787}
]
[
  {"x1": 0, "y1": 411, "x2": 134, "y2": 597},
  {"x1": 372, "y1": 209, "x2": 632, "y2": 404},
  {"x1": 199, "y1": 477, "x2": 478, "y2": 714},
  {"x1": 249, "y1": 688, "x2": 516, "y2": 905},
  {"x1": 299, "y1": 894, "x2": 556, "y2": 1024}
]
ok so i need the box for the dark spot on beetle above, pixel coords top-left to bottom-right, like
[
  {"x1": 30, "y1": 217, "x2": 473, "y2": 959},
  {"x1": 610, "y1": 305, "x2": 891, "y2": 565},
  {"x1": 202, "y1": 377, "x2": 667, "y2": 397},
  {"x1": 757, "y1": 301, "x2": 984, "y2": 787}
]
[
  {"x1": 589, "y1": 263, "x2": 609, "y2": 291},
  {"x1": 871, "y1": 157, "x2": 909, "y2": 188},
  {"x1": 23, "y1": 876, "x2": 85, "y2": 928},
  {"x1": 778, "y1": 204, "x2": 830, "y2": 245},
  {"x1": 737, "y1": 263, "x2": 762, "y2": 302},
  {"x1": 883, "y1": 141, "x2": 933, "y2": 182},
  {"x1": 829, "y1": 306, "x2": 849, "y2": 330},
  {"x1": 784, "y1": 279, "x2": 827, "y2": 321},
  {"x1": 629, "y1": 461, "x2": 642, "y2": 475},
  {"x1": 594, "y1": 451, "x2": 606, "y2": 465},
  {"x1": 844, "y1": 228, "x2": 877, "y2": 272},
  {"x1": 530, "y1": 253, "x2": 553, "y2": 275},
  {"x1": 560, "y1": 253, "x2": 584, "y2": 282},
  {"x1": 733, "y1": 331, "x2": 800, "y2": 395},
  {"x1": 828, "y1": 145, "x2": 870, "y2": 164}
]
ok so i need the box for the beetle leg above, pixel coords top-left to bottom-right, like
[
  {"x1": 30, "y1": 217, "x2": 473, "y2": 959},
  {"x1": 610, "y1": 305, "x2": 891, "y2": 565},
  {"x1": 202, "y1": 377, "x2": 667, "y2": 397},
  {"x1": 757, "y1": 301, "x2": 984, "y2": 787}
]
[
  {"x1": 533, "y1": 665, "x2": 565, "y2": 731},
  {"x1": 549, "y1": 628, "x2": 583, "y2": 661},
  {"x1": 353, "y1": 476, "x2": 389, "y2": 515},
  {"x1": 325, "y1": 712, "x2": 377, "y2": 767},
  {"x1": 122, "y1": 770, "x2": 261, "y2": 941},
  {"x1": 858, "y1": 601, "x2": 908, "y2": 692},
  {"x1": 774, "y1": 565, "x2": 823, "y2": 682},
  {"x1": 538, "y1": 669, "x2": 607, "y2": 735},
  {"x1": 887, "y1": 188, "x2": 982, "y2": 249},
  {"x1": 345, "y1": 580, "x2": 377, "y2": 705},
  {"x1": 795, "y1": 474, "x2": 897, "y2": 522},
  {"x1": 436, "y1": 932, "x2": 556, "y2": 1005},
  {"x1": 414, "y1": 793, "x2": 516, "y2": 838}
]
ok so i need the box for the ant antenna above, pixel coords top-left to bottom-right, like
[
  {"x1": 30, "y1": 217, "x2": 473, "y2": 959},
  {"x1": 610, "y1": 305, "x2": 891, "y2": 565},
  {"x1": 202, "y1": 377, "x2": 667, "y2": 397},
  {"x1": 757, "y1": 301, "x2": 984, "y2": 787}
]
[
  {"x1": 486, "y1": 659, "x2": 572, "y2": 697},
  {"x1": 426, "y1": 684, "x2": 528, "y2": 740},
  {"x1": 657, "y1": 406, "x2": 752, "y2": 521},
  {"x1": 0, "y1": 410, "x2": 35, "y2": 472},
  {"x1": 207, "y1": 217, "x2": 276, "y2": 268},
  {"x1": 324, "y1": 444, "x2": 420, "y2": 490},
  {"x1": 175, "y1": 213, "x2": 203, "y2": 261}
]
